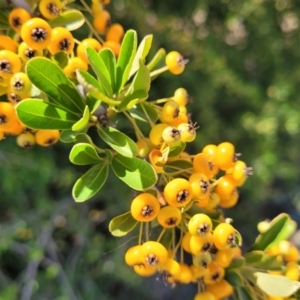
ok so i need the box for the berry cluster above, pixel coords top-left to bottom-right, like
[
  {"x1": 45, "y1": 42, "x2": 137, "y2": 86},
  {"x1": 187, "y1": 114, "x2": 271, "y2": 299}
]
[
  {"x1": 0, "y1": 1, "x2": 299, "y2": 300},
  {"x1": 0, "y1": 0, "x2": 123, "y2": 147}
]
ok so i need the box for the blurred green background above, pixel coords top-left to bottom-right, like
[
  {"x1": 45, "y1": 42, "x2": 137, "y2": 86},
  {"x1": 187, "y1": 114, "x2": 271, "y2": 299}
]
[{"x1": 1, "y1": 0, "x2": 300, "y2": 299}]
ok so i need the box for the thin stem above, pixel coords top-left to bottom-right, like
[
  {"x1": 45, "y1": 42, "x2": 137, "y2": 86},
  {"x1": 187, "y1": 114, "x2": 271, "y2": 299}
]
[
  {"x1": 145, "y1": 222, "x2": 150, "y2": 242},
  {"x1": 157, "y1": 227, "x2": 166, "y2": 243},
  {"x1": 123, "y1": 111, "x2": 145, "y2": 140},
  {"x1": 138, "y1": 222, "x2": 143, "y2": 245},
  {"x1": 150, "y1": 66, "x2": 169, "y2": 78},
  {"x1": 149, "y1": 98, "x2": 170, "y2": 104},
  {"x1": 79, "y1": 0, "x2": 93, "y2": 15}
]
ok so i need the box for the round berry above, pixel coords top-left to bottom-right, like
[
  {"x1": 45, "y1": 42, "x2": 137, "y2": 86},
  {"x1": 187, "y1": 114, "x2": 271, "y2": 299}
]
[
  {"x1": 133, "y1": 264, "x2": 156, "y2": 277},
  {"x1": 174, "y1": 87, "x2": 189, "y2": 106},
  {"x1": 160, "y1": 100, "x2": 180, "y2": 123},
  {"x1": 204, "y1": 261, "x2": 225, "y2": 285},
  {"x1": 188, "y1": 213, "x2": 212, "y2": 236},
  {"x1": 215, "y1": 142, "x2": 235, "y2": 171},
  {"x1": 189, "y1": 233, "x2": 214, "y2": 255},
  {"x1": 124, "y1": 245, "x2": 142, "y2": 266},
  {"x1": 106, "y1": 23, "x2": 124, "y2": 43},
  {"x1": 213, "y1": 223, "x2": 237, "y2": 250},
  {"x1": 194, "y1": 292, "x2": 217, "y2": 300},
  {"x1": 0, "y1": 35, "x2": 18, "y2": 53},
  {"x1": 21, "y1": 18, "x2": 52, "y2": 50},
  {"x1": 47, "y1": 27, "x2": 75, "y2": 55},
  {"x1": 93, "y1": 10, "x2": 111, "y2": 34},
  {"x1": 177, "y1": 122, "x2": 197, "y2": 143},
  {"x1": 0, "y1": 50, "x2": 22, "y2": 80},
  {"x1": 141, "y1": 241, "x2": 168, "y2": 267},
  {"x1": 16, "y1": 132, "x2": 36, "y2": 148},
  {"x1": 63, "y1": 57, "x2": 88, "y2": 78},
  {"x1": 193, "y1": 152, "x2": 218, "y2": 179},
  {"x1": 165, "y1": 51, "x2": 186, "y2": 75},
  {"x1": 189, "y1": 173, "x2": 210, "y2": 204},
  {"x1": 35, "y1": 129, "x2": 60, "y2": 146},
  {"x1": 39, "y1": 0, "x2": 64, "y2": 20},
  {"x1": 0, "y1": 102, "x2": 18, "y2": 129},
  {"x1": 10, "y1": 72, "x2": 32, "y2": 96},
  {"x1": 130, "y1": 193, "x2": 160, "y2": 222},
  {"x1": 162, "y1": 126, "x2": 181, "y2": 146},
  {"x1": 8, "y1": 7, "x2": 31, "y2": 32},
  {"x1": 76, "y1": 38, "x2": 102, "y2": 64},
  {"x1": 157, "y1": 206, "x2": 182, "y2": 228},
  {"x1": 149, "y1": 123, "x2": 168, "y2": 146},
  {"x1": 18, "y1": 42, "x2": 44, "y2": 62},
  {"x1": 164, "y1": 178, "x2": 193, "y2": 207}
]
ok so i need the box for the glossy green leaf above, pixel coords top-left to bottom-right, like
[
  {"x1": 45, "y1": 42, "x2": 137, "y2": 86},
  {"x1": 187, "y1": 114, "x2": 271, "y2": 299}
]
[
  {"x1": 255, "y1": 272, "x2": 300, "y2": 297},
  {"x1": 26, "y1": 58, "x2": 85, "y2": 114},
  {"x1": 72, "y1": 163, "x2": 108, "y2": 202},
  {"x1": 69, "y1": 143, "x2": 102, "y2": 165},
  {"x1": 109, "y1": 212, "x2": 138, "y2": 237},
  {"x1": 129, "y1": 102, "x2": 159, "y2": 123},
  {"x1": 99, "y1": 48, "x2": 116, "y2": 93},
  {"x1": 147, "y1": 48, "x2": 166, "y2": 71},
  {"x1": 86, "y1": 47, "x2": 113, "y2": 96},
  {"x1": 111, "y1": 154, "x2": 157, "y2": 190},
  {"x1": 16, "y1": 99, "x2": 79, "y2": 130},
  {"x1": 237, "y1": 287, "x2": 256, "y2": 300},
  {"x1": 127, "y1": 60, "x2": 150, "y2": 96},
  {"x1": 249, "y1": 213, "x2": 290, "y2": 251},
  {"x1": 168, "y1": 141, "x2": 186, "y2": 157},
  {"x1": 72, "y1": 106, "x2": 90, "y2": 131},
  {"x1": 76, "y1": 69, "x2": 106, "y2": 95},
  {"x1": 75, "y1": 133, "x2": 94, "y2": 145},
  {"x1": 116, "y1": 30, "x2": 137, "y2": 92},
  {"x1": 224, "y1": 270, "x2": 243, "y2": 286},
  {"x1": 117, "y1": 90, "x2": 148, "y2": 111},
  {"x1": 49, "y1": 9, "x2": 85, "y2": 31},
  {"x1": 97, "y1": 126, "x2": 138, "y2": 157},
  {"x1": 129, "y1": 34, "x2": 153, "y2": 77},
  {"x1": 60, "y1": 130, "x2": 81, "y2": 143},
  {"x1": 86, "y1": 94, "x2": 101, "y2": 114},
  {"x1": 244, "y1": 251, "x2": 264, "y2": 264},
  {"x1": 51, "y1": 52, "x2": 68, "y2": 69}
]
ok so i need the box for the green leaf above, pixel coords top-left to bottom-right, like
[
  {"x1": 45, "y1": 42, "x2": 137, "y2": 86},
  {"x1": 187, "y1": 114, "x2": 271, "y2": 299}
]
[
  {"x1": 99, "y1": 48, "x2": 116, "y2": 94},
  {"x1": 72, "y1": 163, "x2": 108, "y2": 202},
  {"x1": 127, "y1": 60, "x2": 150, "y2": 95},
  {"x1": 117, "y1": 90, "x2": 148, "y2": 111},
  {"x1": 129, "y1": 102, "x2": 159, "y2": 123},
  {"x1": 69, "y1": 143, "x2": 102, "y2": 165},
  {"x1": 75, "y1": 133, "x2": 95, "y2": 145},
  {"x1": 16, "y1": 99, "x2": 79, "y2": 130},
  {"x1": 26, "y1": 58, "x2": 85, "y2": 114},
  {"x1": 86, "y1": 47, "x2": 113, "y2": 96},
  {"x1": 51, "y1": 52, "x2": 68, "y2": 69},
  {"x1": 244, "y1": 251, "x2": 264, "y2": 264},
  {"x1": 250, "y1": 254, "x2": 282, "y2": 270},
  {"x1": 168, "y1": 141, "x2": 186, "y2": 157},
  {"x1": 49, "y1": 9, "x2": 85, "y2": 31},
  {"x1": 249, "y1": 213, "x2": 290, "y2": 251},
  {"x1": 236, "y1": 287, "x2": 257, "y2": 300},
  {"x1": 116, "y1": 30, "x2": 137, "y2": 92},
  {"x1": 76, "y1": 69, "x2": 106, "y2": 95},
  {"x1": 111, "y1": 154, "x2": 157, "y2": 190},
  {"x1": 255, "y1": 272, "x2": 300, "y2": 297},
  {"x1": 72, "y1": 106, "x2": 90, "y2": 131},
  {"x1": 226, "y1": 257, "x2": 245, "y2": 270},
  {"x1": 97, "y1": 126, "x2": 138, "y2": 157},
  {"x1": 60, "y1": 130, "x2": 82, "y2": 143},
  {"x1": 147, "y1": 48, "x2": 166, "y2": 71},
  {"x1": 164, "y1": 160, "x2": 193, "y2": 173},
  {"x1": 109, "y1": 212, "x2": 138, "y2": 237},
  {"x1": 224, "y1": 270, "x2": 243, "y2": 286},
  {"x1": 129, "y1": 34, "x2": 153, "y2": 78},
  {"x1": 86, "y1": 94, "x2": 101, "y2": 114}
]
